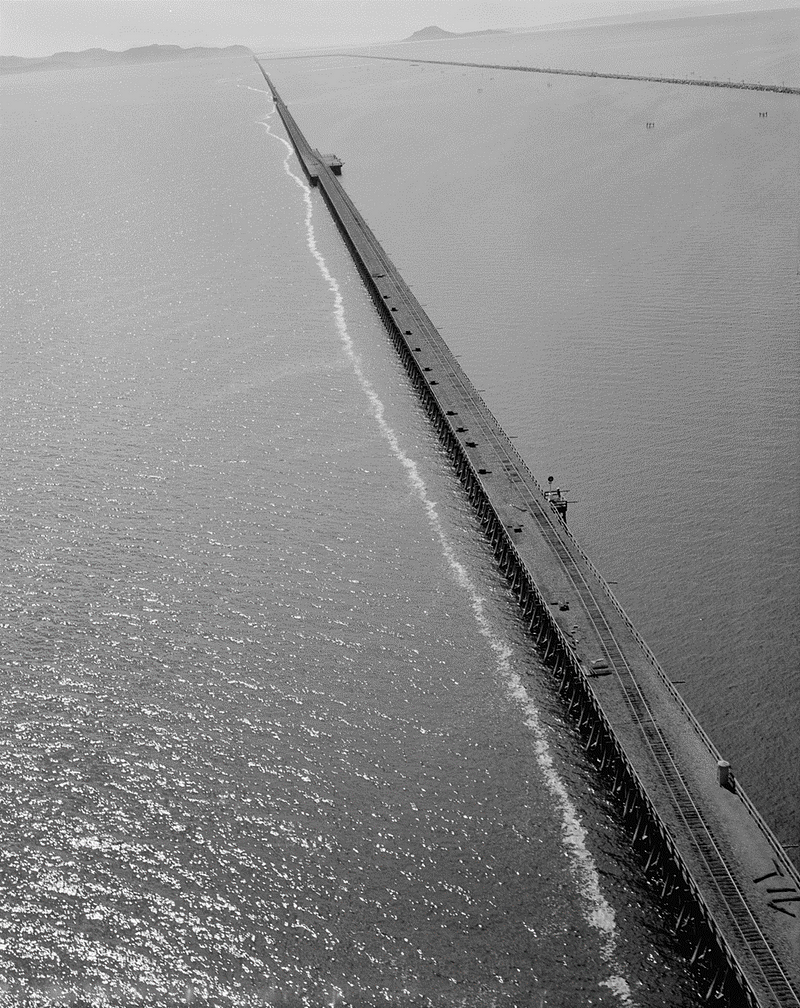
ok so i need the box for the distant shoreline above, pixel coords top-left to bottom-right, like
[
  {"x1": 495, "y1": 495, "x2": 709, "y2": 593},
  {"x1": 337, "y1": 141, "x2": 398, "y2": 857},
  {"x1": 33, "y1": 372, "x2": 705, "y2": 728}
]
[{"x1": 0, "y1": 43, "x2": 251, "y2": 76}]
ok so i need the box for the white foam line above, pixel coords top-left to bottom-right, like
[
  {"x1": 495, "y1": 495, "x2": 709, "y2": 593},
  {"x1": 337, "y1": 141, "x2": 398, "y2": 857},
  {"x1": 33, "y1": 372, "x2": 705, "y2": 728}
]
[{"x1": 245, "y1": 83, "x2": 635, "y2": 1007}]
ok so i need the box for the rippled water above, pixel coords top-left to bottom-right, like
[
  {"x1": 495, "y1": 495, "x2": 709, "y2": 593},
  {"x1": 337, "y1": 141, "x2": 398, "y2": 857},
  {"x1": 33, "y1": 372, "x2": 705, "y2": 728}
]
[{"x1": 0, "y1": 58, "x2": 704, "y2": 1006}]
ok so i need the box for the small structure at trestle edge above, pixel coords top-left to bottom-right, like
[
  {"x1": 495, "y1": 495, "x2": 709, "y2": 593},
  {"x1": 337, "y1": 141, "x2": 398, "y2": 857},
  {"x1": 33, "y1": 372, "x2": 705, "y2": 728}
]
[
  {"x1": 545, "y1": 475, "x2": 569, "y2": 523},
  {"x1": 319, "y1": 153, "x2": 343, "y2": 175}
]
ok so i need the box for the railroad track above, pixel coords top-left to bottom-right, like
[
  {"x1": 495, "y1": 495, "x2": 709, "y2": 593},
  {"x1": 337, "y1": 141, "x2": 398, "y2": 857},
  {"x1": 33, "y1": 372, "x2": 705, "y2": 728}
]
[
  {"x1": 258, "y1": 63, "x2": 799, "y2": 1003},
  {"x1": 338, "y1": 190, "x2": 799, "y2": 1005}
]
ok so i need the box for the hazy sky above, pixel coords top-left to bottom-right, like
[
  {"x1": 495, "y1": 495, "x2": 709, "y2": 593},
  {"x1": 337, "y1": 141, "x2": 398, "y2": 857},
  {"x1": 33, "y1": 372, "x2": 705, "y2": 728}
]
[{"x1": 0, "y1": 0, "x2": 787, "y2": 56}]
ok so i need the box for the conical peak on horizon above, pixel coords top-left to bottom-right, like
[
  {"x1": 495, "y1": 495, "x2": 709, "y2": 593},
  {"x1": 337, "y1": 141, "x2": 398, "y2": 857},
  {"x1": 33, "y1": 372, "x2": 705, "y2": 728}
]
[{"x1": 403, "y1": 25, "x2": 510, "y2": 42}]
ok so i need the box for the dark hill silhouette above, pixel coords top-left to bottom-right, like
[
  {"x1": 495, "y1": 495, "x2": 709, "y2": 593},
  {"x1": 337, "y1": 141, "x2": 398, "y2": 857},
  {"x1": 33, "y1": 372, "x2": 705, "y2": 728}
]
[
  {"x1": 0, "y1": 44, "x2": 251, "y2": 75},
  {"x1": 403, "y1": 26, "x2": 508, "y2": 42}
]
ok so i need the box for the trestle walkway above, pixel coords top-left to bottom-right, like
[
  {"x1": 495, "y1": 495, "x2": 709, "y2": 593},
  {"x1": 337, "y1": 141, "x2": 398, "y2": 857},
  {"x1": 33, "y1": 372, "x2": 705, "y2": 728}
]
[
  {"x1": 255, "y1": 59, "x2": 800, "y2": 1006},
  {"x1": 276, "y1": 52, "x2": 800, "y2": 96}
]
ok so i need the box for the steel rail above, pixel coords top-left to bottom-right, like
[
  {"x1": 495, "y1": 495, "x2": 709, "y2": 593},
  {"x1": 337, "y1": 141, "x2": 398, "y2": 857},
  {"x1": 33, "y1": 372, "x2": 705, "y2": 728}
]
[
  {"x1": 329, "y1": 174, "x2": 797, "y2": 886},
  {"x1": 332, "y1": 53, "x2": 800, "y2": 97},
  {"x1": 326, "y1": 180, "x2": 799, "y2": 1005},
  {"x1": 256, "y1": 61, "x2": 800, "y2": 1004}
]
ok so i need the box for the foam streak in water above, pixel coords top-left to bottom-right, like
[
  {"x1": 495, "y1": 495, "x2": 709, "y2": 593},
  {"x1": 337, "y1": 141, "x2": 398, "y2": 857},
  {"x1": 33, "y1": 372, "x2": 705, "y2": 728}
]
[{"x1": 249, "y1": 85, "x2": 635, "y2": 1006}]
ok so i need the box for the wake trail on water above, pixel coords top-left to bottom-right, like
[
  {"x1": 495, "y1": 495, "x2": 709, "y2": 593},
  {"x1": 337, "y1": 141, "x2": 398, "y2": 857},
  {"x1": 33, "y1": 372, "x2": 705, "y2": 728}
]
[{"x1": 244, "y1": 83, "x2": 635, "y2": 1007}]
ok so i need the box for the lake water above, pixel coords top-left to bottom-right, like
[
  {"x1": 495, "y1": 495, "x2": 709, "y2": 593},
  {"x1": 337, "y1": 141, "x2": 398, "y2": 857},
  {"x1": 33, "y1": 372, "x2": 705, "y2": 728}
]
[
  {"x1": 0, "y1": 34, "x2": 796, "y2": 1008},
  {"x1": 0, "y1": 56, "x2": 706, "y2": 1007}
]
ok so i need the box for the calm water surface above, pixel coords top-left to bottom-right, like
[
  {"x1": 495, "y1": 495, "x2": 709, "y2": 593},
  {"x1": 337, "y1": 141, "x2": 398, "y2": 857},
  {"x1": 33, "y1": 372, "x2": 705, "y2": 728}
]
[{"x1": 1, "y1": 59, "x2": 703, "y2": 1006}]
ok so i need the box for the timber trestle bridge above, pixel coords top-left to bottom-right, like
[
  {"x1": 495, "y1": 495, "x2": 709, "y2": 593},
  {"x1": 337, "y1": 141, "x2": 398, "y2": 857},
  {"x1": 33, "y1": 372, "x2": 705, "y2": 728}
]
[{"x1": 255, "y1": 58, "x2": 800, "y2": 1006}]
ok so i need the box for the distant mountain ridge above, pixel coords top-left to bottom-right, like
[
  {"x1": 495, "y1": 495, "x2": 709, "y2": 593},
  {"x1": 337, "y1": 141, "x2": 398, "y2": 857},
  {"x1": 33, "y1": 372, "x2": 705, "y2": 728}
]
[
  {"x1": 403, "y1": 26, "x2": 509, "y2": 42},
  {"x1": 0, "y1": 43, "x2": 251, "y2": 75}
]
